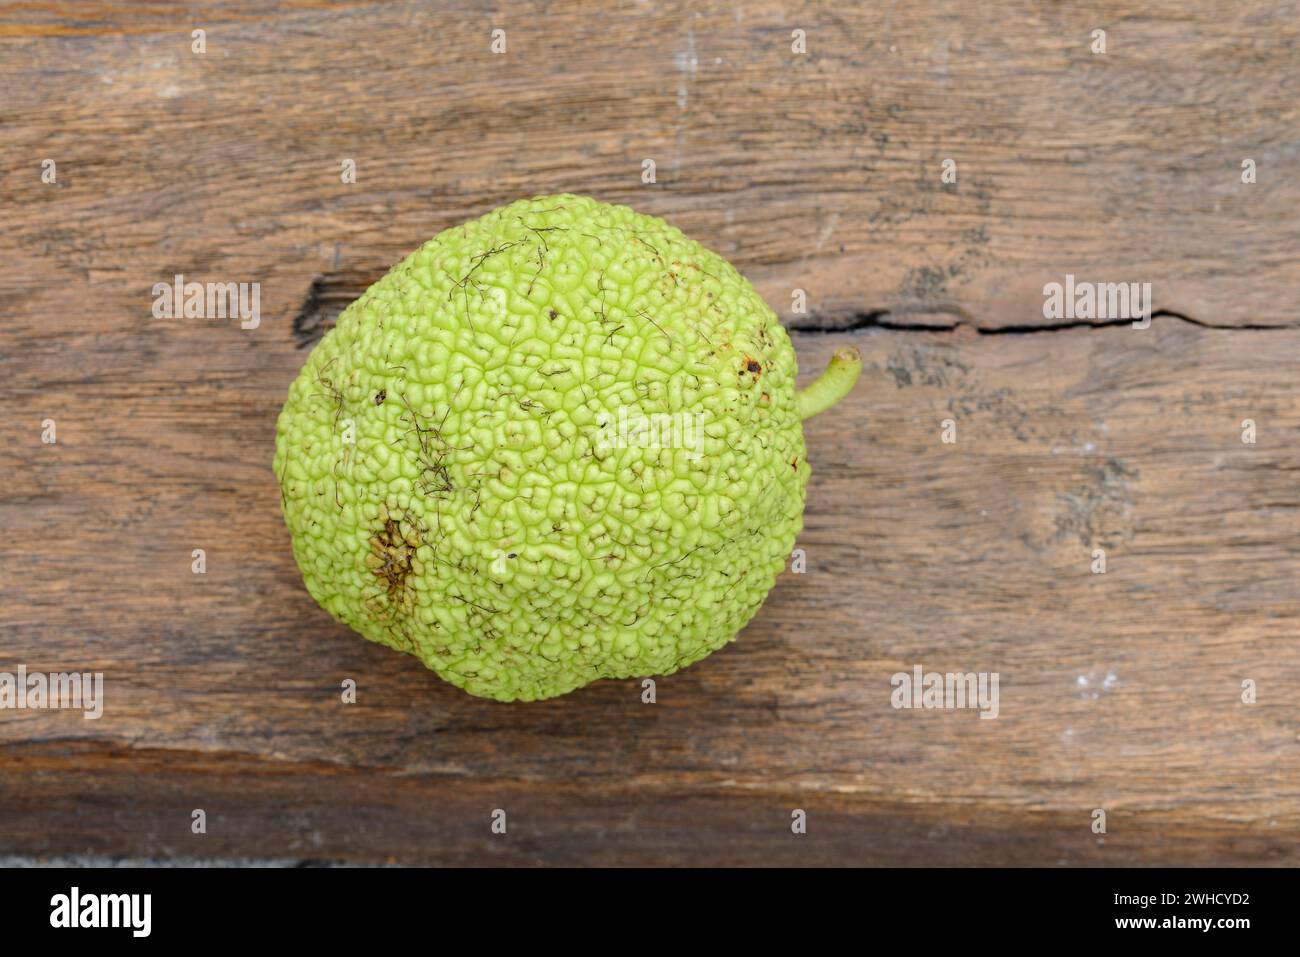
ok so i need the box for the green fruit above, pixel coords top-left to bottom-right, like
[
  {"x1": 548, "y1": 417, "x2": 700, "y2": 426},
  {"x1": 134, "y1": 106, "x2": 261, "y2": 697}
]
[{"x1": 274, "y1": 194, "x2": 860, "y2": 701}]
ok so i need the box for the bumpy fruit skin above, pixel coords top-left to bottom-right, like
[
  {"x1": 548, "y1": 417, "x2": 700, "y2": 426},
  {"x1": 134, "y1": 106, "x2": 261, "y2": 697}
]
[{"x1": 274, "y1": 194, "x2": 809, "y2": 701}]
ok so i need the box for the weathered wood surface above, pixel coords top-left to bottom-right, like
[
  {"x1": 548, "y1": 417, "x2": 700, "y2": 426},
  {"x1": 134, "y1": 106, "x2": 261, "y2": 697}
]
[{"x1": 1, "y1": 0, "x2": 1297, "y2": 865}]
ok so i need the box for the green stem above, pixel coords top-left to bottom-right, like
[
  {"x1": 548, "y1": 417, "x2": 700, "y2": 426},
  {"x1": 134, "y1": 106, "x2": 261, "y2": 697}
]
[{"x1": 796, "y1": 347, "x2": 863, "y2": 420}]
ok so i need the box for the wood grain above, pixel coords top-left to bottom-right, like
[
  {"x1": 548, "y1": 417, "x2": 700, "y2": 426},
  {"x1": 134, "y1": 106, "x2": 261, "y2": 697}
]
[{"x1": 1, "y1": 0, "x2": 1297, "y2": 865}]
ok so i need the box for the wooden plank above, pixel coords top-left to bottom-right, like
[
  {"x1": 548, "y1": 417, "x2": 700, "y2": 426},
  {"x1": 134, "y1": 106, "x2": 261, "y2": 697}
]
[
  {"x1": 0, "y1": 0, "x2": 1295, "y2": 331},
  {"x1": 1, "y1": 0, "x2": 1297, "y2": 864},
  {"x1": 2, "y1": 740, "x2": 1291, "y2": 866},
  {"x1": 4, "y1": 322, "x2": 1297, "y2": 864}
]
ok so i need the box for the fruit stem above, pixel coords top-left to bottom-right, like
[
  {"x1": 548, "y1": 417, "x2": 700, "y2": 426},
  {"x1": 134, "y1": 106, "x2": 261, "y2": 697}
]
[{"x1": 797, "y1": 347, "x2": 863, "y2": 420}]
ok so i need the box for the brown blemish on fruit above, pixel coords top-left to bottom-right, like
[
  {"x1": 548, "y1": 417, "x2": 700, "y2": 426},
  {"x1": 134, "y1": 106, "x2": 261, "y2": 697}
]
[
  {"x1": 374, "y1": 389, "x2": 386, "y2": 405},
  {"x1": 365, "y1": 518, "x2": 418, "y2": 618},
  {"x1": 548, "y1": 309, "x2": 558, "y2": 319},
  {"x1": 746, "y1": 359, "x2": 761, "y2": 374}
]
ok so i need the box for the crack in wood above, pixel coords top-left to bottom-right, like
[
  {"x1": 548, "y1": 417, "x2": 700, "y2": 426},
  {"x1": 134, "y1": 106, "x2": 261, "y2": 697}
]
[
  {"x1": 295, "y1": 269, "x2": 1298, "y2": 349},
  {"x1": 788, "y1": 309, "x2": 1300, "y2": 335}
]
